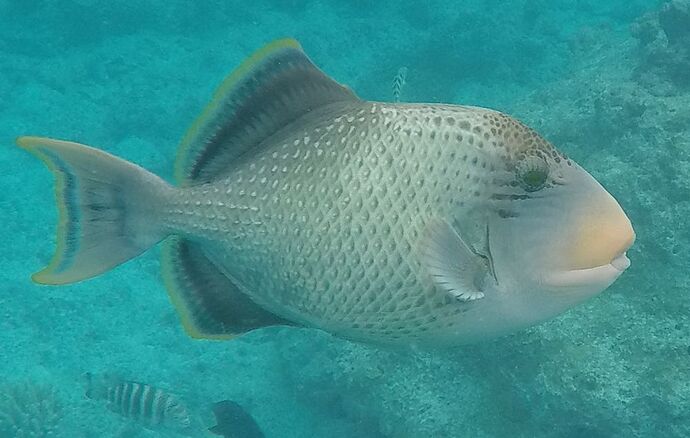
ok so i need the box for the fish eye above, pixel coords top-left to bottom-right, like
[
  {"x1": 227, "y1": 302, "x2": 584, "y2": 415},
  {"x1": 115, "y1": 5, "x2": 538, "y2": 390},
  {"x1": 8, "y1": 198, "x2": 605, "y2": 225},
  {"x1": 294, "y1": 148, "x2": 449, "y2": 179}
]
[{"x1": 517, "y1": 155, "x2": 549, "y2": 192}]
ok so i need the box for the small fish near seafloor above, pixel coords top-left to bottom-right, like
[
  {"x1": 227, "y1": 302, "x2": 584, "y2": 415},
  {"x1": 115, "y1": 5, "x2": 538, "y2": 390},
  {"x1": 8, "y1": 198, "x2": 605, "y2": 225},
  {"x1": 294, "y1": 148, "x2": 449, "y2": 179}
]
[
  {"x1": 82, "y1": 373, "x2": 264, "y2": 437},
  {"x1": 18, "y1": 38, "x2": 635, "y2": 347},
  {"x1": 392, "y1": 66, "x2": 408, "y2": 102},
  {"x1": 82, "y1": 372, "x2": 195, "y2": 434},
  {"x1": 209, "y1": 400, "x2": 265, "y2": 438}
]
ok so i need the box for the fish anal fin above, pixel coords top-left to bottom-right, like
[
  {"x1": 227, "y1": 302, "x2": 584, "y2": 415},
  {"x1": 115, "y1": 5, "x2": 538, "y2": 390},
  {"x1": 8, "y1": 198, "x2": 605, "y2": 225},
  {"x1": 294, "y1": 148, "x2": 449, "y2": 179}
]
[
  {"x1": 419, "y1": 219, "x2": 488, "y2": 302},
  {"x1": 161, "y1": 237, "x2": 289, "y2": 339},
  {"x1": 176, "y1": 38, "x2": 358, "y2": 186}
]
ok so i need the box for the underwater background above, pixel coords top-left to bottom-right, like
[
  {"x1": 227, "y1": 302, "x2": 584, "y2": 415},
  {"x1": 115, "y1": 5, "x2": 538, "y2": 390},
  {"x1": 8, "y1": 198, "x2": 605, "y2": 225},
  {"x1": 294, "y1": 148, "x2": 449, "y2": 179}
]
[{"x1": 1, "y1": 0, "x2": 689, "y2": 436}]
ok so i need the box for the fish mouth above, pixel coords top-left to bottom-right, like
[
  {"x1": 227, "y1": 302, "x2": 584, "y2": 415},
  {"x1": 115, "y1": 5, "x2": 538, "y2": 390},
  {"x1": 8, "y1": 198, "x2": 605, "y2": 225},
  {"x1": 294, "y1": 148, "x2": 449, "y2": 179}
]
[
  {"x1": 541, "y1": 251, "x2": 631, "y2": 289},
  {"x1": 610, "y1": 251, "x2": 631, "y2": 272}
]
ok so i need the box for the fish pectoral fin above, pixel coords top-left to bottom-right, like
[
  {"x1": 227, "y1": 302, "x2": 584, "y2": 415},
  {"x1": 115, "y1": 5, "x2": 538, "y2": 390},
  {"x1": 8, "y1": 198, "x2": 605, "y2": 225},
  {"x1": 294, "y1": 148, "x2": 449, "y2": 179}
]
[
  {"x1": 419, "y1": 219, "x2": 488, "y2": 302},
  {"x1": 161, "y1": 237, "x2": 290, "y2": 339}
]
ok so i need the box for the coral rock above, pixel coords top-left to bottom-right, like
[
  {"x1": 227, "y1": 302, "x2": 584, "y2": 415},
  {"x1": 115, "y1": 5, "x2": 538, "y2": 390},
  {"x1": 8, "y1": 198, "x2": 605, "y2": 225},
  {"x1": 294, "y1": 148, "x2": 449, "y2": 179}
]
[{"x1": 0, "y1": 382, "x2": 62, "y2": 438}]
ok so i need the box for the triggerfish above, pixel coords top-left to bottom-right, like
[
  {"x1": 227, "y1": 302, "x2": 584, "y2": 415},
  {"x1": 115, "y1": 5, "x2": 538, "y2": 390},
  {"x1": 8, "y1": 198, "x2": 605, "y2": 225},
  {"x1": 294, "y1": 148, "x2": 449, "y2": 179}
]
[{"x1": 18, "y1": 38, "x2": 635, "y2": 346}]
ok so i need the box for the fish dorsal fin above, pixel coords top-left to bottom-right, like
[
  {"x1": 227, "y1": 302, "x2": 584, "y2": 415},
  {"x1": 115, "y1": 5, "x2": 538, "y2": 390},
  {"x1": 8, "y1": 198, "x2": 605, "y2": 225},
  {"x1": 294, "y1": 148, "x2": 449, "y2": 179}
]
[{"x1": 175, "y1": 38, "x2": 359, "y2": 186}]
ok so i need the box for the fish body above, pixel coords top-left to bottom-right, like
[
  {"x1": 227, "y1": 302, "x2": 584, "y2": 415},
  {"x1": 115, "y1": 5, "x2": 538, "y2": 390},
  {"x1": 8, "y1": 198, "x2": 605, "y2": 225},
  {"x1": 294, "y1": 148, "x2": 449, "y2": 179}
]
[
  {"x1": 83, "y1": 373, "x2": 193, "y2": 434},
  {"x1": 19, "y1": 39, "x2": 635, "y2": 346},
  {"x1": 162, "y1": 102, "x2": 594, "y2": 344}
]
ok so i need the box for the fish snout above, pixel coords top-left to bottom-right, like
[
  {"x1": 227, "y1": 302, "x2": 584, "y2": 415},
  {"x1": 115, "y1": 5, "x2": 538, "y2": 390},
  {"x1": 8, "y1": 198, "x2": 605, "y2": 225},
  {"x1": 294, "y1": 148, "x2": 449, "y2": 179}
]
[{"x1": 567, "y1": 191, "x2": 635, "y2": 272}]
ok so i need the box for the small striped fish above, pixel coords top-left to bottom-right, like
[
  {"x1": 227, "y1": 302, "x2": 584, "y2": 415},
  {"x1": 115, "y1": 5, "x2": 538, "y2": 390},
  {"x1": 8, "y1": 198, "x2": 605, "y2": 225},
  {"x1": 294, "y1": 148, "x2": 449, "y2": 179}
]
[
  {"x1": 392, "y1": 66, "x2": 408, "y2": 102},
  {"x1": 83, "y1": 373, "x2": 193, "y2": 433}
]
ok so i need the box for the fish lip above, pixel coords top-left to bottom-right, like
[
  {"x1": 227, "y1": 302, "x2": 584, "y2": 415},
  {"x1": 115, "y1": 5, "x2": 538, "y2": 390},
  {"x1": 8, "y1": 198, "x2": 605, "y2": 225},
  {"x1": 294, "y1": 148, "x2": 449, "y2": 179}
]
[
  {"x1": 541, "y1": 256, "x2": 630, "y2": 288},
  {"x1": 610, "y1": 252, "x2": 631, "y2": 272},
  {"x1": 579, "y1": 251, "x2": 631, "y2": 273}
]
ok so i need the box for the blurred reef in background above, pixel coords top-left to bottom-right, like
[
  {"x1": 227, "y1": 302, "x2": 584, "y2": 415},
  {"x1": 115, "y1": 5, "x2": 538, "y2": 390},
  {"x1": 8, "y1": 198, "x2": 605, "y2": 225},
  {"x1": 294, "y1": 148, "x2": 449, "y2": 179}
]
[
  {"x1": 632, "y1": 0, "x2": 690, "y2": 94},
  {"x1": 0, "y1": 0, "x2": 688, "y2": 437}
]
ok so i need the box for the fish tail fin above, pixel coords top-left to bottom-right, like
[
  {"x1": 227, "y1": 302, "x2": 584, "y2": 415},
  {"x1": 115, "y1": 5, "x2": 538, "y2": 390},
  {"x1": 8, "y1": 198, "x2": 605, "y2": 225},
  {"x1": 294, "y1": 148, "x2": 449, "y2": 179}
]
[{"x1": 17, "y1": 136, "x2": 172, "y2": 285}]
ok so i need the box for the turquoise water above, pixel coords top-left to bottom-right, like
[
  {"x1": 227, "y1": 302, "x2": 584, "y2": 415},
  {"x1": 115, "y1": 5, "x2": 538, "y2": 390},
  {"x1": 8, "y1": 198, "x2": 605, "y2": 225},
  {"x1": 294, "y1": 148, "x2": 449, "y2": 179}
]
[{"x1": 1, "y1": 0, "x2": 689, "y2": 436}]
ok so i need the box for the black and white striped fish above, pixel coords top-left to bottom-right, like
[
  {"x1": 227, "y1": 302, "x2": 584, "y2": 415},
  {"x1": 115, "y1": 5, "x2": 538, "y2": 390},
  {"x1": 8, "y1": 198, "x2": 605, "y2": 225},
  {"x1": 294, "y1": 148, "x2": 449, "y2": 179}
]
[
  {"x1": 83, "y1": 372, "x2": 193, "y2": 433},
  {"x1": 392, "y1": 66, "x2": 408, "y2": 102}
]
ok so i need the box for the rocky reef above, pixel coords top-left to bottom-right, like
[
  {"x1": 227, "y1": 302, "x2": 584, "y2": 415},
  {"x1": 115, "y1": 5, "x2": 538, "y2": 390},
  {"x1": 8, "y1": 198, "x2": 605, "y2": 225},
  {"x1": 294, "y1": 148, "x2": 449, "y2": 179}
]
[
  {"x1": 0, "y1": 382, "x2": 62, "y2": 437},
  {"x1": 631, "y1": 0, "x2": 690, "y2": 94}
]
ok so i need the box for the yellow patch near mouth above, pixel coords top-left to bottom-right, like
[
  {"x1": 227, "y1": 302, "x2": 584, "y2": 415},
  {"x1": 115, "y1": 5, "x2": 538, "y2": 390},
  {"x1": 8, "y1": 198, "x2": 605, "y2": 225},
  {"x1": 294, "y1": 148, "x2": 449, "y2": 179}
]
[{"x1": 569, "y1": 196, "x2": 635, "y2": 270}]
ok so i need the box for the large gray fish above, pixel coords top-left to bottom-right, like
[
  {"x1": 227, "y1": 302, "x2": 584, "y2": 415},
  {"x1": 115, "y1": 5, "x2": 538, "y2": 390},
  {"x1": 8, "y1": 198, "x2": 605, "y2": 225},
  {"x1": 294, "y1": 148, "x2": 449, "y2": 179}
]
[{"x1": 19, "y1": 38, "x2": 635, "y2": 346}]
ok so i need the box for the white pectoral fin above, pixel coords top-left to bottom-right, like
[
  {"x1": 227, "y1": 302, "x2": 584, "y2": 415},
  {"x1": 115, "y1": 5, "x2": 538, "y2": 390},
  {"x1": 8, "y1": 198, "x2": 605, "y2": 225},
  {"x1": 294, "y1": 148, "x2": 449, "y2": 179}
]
[{"x1": 419, "y1": 219, "x2": 488, "y2": 302}]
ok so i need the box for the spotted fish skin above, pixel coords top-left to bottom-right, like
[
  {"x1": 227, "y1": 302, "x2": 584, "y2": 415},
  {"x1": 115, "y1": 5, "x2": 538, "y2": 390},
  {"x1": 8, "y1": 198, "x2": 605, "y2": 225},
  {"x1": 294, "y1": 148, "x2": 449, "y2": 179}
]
[
  {"x1": 162, "y1": 102, "x2": 563, "y2": 344},
  {"x1": 19, "y1": 39, "x2": 634, "y2": 347}
]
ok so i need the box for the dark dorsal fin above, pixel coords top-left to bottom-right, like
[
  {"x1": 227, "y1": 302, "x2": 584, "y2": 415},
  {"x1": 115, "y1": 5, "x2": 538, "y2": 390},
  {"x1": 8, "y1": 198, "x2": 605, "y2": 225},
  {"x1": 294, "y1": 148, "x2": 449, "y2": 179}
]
[
  {"x1": 175, "y1": 38, "x2": 358, "y2": 186},
  {"x1": 161, "y1": 237, "x2": 290, "y2": 339}
]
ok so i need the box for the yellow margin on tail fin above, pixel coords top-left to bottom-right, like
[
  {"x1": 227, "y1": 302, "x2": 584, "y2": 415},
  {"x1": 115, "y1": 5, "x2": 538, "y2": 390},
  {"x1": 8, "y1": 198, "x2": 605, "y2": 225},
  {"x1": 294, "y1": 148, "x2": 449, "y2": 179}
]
[
  {"x1": 17, "y1": 136, "x2": 170, "y2": 285},
  {"x1": 17, "y1": 136, "x2": 78, "y2": 284},
  {"x1": 174, "y1": 38, "x2": 301, "y2": 184}
]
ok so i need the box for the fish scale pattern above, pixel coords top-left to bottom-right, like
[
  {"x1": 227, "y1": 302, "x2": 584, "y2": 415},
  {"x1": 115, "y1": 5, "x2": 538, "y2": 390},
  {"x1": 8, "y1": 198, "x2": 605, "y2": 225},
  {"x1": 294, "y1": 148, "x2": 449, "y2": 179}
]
[{"x1": 164, "y1": 102, "x2": 541, "y2": 343}]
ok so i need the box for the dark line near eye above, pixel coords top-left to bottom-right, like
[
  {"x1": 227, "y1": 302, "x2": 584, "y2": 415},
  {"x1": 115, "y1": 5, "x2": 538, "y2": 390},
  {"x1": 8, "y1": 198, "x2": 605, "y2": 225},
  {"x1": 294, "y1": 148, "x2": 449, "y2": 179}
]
[
  {"x1": 490, "y1": 193, "x2": 532, "y2": 200},
  {"x1": 498, "y1": 209, "x2": 520, "y2": 218}
]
